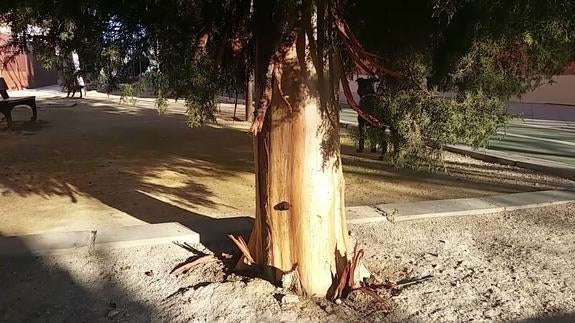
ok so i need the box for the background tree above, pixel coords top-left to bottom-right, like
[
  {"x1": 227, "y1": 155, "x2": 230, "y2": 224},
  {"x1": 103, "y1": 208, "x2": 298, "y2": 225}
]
[
  {"x1": 349, "y1": 0, "x2": 575, "y2": 167},
  {"x1": 1, "y1": 0, "x2": 574, "y2": 297}
]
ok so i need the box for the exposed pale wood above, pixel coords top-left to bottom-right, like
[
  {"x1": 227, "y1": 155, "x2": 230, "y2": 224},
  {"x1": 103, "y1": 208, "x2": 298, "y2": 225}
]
[
  {"x1": 193, "y1": 26, "x2": 211, "y2": 60},
  {"x1": 248, "y1": 14, "x2": 351, "y2": 297}
]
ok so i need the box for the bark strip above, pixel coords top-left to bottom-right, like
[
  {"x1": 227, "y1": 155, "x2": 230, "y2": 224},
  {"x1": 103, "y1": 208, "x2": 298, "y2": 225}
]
[{"x1": 339, "y1": 64, "x2": 388, "y2": 128}]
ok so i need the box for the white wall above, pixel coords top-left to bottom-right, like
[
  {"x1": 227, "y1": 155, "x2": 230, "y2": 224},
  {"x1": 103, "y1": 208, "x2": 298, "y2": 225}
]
[
  {"x1": 338, "y1": 75, "x2": 364, "y2": 105},
  {"x1": 511, "y1": 75, "x2": 575, "y2": 106},
  {"x1": 340, "y1": 74, "x2": 575, "y2": 106}
]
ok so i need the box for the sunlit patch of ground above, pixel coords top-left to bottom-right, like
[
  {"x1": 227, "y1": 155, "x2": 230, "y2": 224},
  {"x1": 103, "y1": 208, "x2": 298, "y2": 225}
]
[{"x1": 0, "y1": 95, "x2": 572, "y2": 235}]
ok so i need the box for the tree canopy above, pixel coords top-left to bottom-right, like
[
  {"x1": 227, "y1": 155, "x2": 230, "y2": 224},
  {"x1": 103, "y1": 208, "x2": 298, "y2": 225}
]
[{"x1": 2, "y1": 1, "x2": 573, "y2": 165}]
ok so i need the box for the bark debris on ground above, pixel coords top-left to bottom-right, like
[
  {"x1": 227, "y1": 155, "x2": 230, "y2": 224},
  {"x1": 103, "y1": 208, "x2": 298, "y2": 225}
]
[{"x1": 0, "y1": 204, "x2": 573, "y2": 322}]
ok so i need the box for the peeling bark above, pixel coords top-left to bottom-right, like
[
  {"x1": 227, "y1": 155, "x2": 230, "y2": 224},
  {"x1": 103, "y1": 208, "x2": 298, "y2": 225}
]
[{"x1": 247, "y1": 11, "x2": 351, "y2": 297}]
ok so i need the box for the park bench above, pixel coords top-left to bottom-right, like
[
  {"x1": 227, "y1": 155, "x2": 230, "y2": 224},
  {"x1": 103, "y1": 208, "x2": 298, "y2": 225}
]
[{"x1": 0, "y1": 77, "x2": 37, "y2": 128}]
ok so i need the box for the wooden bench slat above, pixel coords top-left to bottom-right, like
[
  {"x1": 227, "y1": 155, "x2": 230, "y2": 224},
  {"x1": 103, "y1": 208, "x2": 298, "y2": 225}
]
[
  {"x1": 0, "y1": 96, "x2": 36, "y2": 104},
  {"x1": 0, "y1": 77, "x2": 38, "y2": 128}
]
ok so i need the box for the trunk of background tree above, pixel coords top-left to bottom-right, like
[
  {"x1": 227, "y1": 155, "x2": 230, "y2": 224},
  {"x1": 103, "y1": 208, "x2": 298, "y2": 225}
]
[
  {"x1": 247, "y1": 7, "x2": 351, "y2": 297},
  {"x1": 245, "y1": 76, "x2": 254, "y2": 121}
]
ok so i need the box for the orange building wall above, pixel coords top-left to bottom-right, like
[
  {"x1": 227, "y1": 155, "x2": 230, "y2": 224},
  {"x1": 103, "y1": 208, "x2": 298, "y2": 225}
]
[
  {"x1": 0, "y1": 32, "x2": 57, "y2": 90},
  {"x1": 0, "y1": 33, "x2": 30, "y2": 89}
]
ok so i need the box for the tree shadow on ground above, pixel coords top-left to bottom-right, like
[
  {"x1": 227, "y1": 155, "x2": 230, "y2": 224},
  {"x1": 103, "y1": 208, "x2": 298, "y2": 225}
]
[
  {"x1": 339, "y1": 143, "x2": 566, "y2": 197},
  {"x1": 0, "y1": 97, "x2": 254, "y2": 242},
  {"x1": 0, "y1": 96, "x2": 569, "y2": 238},
  {"x1": 0, "y1": 234, "x2": 156, "y2": 322},
  {"x1": 519, "y1": 313, "x2": 575, "y2": 322}
]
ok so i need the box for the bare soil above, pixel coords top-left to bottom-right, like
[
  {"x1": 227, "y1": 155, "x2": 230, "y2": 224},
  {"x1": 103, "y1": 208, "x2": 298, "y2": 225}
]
[
  {"x1": 0, "y1": 96, "x2": 572, "y2": 236},
  {"x1": 1, "y1": 204, "x2": 573, "y2": 322}
]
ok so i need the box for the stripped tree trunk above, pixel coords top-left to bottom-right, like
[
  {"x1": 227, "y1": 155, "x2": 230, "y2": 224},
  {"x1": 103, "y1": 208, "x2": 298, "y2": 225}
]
[{"x1": 245, "y1": 1, "x2": 351, "y2": 297}]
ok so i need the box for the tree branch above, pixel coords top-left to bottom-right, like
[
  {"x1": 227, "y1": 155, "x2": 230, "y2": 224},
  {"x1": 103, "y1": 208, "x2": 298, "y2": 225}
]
[
  {"x1": 193, "y1": 24, "x2": 212, "y2": 60},
  {"x1": 215, "y1": 37, "x2": 227, "y2": 69},
  {"x1": 334, "y1": 17, "x2": 401, "y2": 78},
  {"x1": 332, "y1": 7, "x2": 432, "y2": 96}
]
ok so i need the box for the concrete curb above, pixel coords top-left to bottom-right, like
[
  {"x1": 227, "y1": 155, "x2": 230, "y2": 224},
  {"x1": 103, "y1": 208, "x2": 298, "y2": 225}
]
[
  {"x1": 2, "y1": 190, "x2": 574, "y2": 257},
  {"x1": 0, "y1": 222, "x2": 199, "y2": 257},
  {"x1": 445, "y1": 144, "x2": 575, "y2": 180},
  {"x1": 347, "y1": 189, "x2": 575, "y2": 224}
]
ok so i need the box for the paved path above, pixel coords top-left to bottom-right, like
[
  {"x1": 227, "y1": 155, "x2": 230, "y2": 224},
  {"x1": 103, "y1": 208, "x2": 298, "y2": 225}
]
[
  {"x1": 3, "y1": 189, "x2": 574, "y2": 256},
  {"x1": 340, "y1": 102, "x2": 575, "y2": 168},
  {"x1": 490, "y1": 118, "x2": 575, "y2": 167},
  {"x1": 8, "y1": 84, "x2": 63, "y2": 98}
]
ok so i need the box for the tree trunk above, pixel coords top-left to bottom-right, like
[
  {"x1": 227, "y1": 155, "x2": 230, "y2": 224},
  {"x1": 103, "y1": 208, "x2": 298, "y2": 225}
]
[
  {"x1": 247, "y1": 17, "x2": 351, "y2": 297},
  {"x1": 233, "y1": 90, "x2": 239, "y2": 119},
  {"x1": 245, "y1": 76, "x2": 254, "y2": 121}
]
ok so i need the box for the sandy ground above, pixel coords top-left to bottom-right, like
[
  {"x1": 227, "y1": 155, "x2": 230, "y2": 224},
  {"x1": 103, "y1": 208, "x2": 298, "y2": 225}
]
[
  {"x1": 0, "y1": 96, "x2": 573, "y2": 236},
  {"x1": 0, "y1": 204, "x2": 573, "y2": 322}
]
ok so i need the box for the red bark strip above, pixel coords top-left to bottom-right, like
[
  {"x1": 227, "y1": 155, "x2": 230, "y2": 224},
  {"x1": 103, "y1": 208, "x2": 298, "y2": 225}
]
[
  {"x1": 228, "y1": 234, "x2": 256, "y2": 265},
  {"x1": 348, "y1": 248, "x2": 365, "y2": 289},
  {"x1": 273, "y1": 64, "x2": 293, "y2": 113},
  {"x1": 250, "y1": 21, "x2": 303, "y2": 135},
  {"x1": 334, "y1": 13, "x2": 431, "y2": 95},
  {"x1": 170, "y1": 255, "x2": 217, "y2": 276},
  {"x1": 332, "y1": 262, "x2": 351, "y2": 300},
  {"x1": 339, "y1": 69, "x2": 388, "y2": 129},
  {"x1": 334, "y1": 19, "x2": 402, "y2": 78}
]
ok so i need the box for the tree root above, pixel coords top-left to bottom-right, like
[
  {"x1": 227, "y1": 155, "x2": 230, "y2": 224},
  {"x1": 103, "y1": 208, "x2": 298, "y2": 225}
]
[
  {"x1": 170, "y1": 255, "x2": 219, "y2": 276},
  {"x1": 170, "y1": 242, "x2": 234, "y2": 276}
]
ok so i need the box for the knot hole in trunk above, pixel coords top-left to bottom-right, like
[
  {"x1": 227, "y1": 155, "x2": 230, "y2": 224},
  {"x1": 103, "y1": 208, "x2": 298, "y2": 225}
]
[{"x1": 274, "y1": 201, "x2": 291, "y2": 211}]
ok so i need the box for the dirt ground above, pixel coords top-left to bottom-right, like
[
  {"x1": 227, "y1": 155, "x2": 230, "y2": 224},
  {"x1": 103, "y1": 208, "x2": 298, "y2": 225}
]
[
  {"x1": 0, "y1": 96, "x2": 573, "y2": 236},
  {"x1": 0, "y1": 204, "x2": 573, "y2": 322}
]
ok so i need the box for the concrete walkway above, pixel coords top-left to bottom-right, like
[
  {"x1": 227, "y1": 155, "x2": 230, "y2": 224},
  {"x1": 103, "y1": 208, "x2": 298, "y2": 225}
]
[
  {"x1": 8, "y1": 84, "x2": 64, "y2": 98},
  {"x1": 445, "y1": 144, "x2": 575, "y2": 180},
  {"x1": 2, "y1": 189, "x2": 574, "y2": 257},
  {"x1": 347, "y1": 189, "x2": 575, "y2": 223},
  {"x1": 488, "y1": 118, "x2": 575, "y2": 167},
  {"x1": 0, "y1": 222, "x2": 199, "y2": 257}
]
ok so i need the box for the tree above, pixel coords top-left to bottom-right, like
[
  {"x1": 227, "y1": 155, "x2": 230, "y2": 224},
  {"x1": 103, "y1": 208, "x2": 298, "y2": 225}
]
[
  {"x1": 2, "y1": 0, "x2": 574, "y2": 298},
  {"x1": 348, "y1": 1, "x2": 575, "y2": 167}
]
